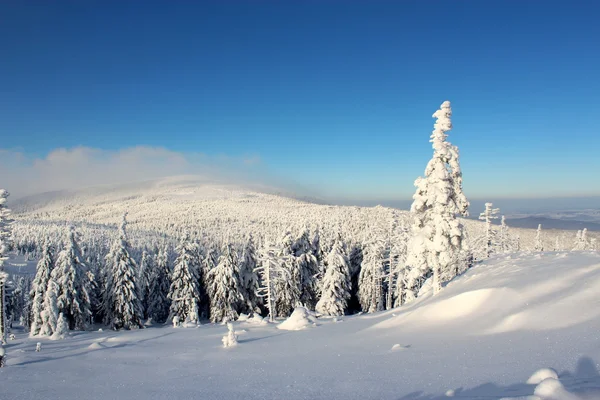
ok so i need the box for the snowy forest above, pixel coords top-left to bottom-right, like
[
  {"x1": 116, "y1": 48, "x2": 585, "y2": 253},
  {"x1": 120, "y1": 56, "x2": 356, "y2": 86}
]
[{"x1": 0, "y1": 102, "x2": 598, "y2": 344}]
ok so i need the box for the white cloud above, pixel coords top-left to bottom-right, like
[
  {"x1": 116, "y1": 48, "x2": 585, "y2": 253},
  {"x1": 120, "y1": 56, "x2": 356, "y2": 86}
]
[{"x1": 0, "y1": 146, "x2": 269, "y2": 199}]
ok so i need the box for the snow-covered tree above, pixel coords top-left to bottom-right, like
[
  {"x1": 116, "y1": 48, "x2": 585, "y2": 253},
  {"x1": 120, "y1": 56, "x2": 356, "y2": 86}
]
[
  {"x1": 293, "y1": 229, "x2": 319, "y2": 310},
  {"x1": 39, "y1": 279, "x2": 59, "y2": 336},
  {"x1": 499, "y1": 216, "x2": 510, "y2": 253},
  {"x1": 534, "y1": 224, "x2": 544, "y2": 252},
  {"x1": 405, "y1": 101, "x2": 469, "y2": 298},
  {"x1": 146, "y1": 247, "x2": 171, "y2": 323},
  {"x1": 104, "y1": 213, "x2": 144, "y2": 330},
  {"x1": 137, "y1": 250, "x2": 152, "y2": 318},
  {"x1": 168, "y1": 233, "x2": 201, "y2": 324},
  {"x1": 30, "y1": 240, "x2": 54, "y2": 336},
  {"x1": 0, "y1": 189, "x2": 13, "y2": 344},
  {"x1": 238, "y1": 235, "x2": 261, "y2": 315},
  {"x1": 315, "y1": 235, "x2": 351, "y2": 316},
  {"x1": 573, "y1": 228, "x2": 589, "y2": 251},
  {"x1": 51, "y1": 226, "x2": 91, "y2": 331},
  {"x1": 222, "y1": 322, "x2": 238, "y2": 348},
  {"x1": 207, "y1": 243, "x2": 244, "y2": 323},
  {"x1": 273, "y1": 232, "x2": 300, "y2": 317},
  {"x1": 255, "y1": 243, "x2": 290, "y2": 322},
  {"x1": 479, "y1": 203, "x2": 500, "y2": 258},
  {"x1": 52, "y1": 312, "x2": 68, "y2": 340},
  {"x1": 358, "y1": 236, "x2": 386, "y2": 313}
]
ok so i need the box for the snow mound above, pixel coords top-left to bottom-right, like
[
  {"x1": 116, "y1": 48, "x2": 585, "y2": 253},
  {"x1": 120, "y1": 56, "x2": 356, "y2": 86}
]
[
  {"x1": 87, "y1": 342, "x2": 104, "y2": 350},
  {"x1": 391, "y1": 344, "x2": 409, "y2": 352},
  {"x1": 533, "y1": 378, "x2": 573, "y2": 399},
  {"x1": 527, "y1": 368, "x2": 559, "y2": 384},
  {"x1": 277, "y1": 307, "x2": 317, "y2": 331}
]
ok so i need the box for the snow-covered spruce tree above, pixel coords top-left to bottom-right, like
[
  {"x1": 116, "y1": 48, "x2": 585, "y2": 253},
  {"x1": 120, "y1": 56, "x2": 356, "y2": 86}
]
[
  {"x1": 255, "y1": 243, "x2": 290, "y2": 322},
  {"x1": 534, "y1": 224, "x2": 544, "y2": 252},
  {"x1": 405, "y1": 101, "x2": 469, "y2": 298},
  {"x1": 0, "y1": 189, "x2": 13, "y2": 344},
  {"x1": 39, "y1": 279, "x2": 59, "y2": 336},
  {"x1": 239, "y1": 234, "x2": 261, "y2": 315},
  {"x1": 146, "y1": 247, "x2": 171, "y2": 323},
  {"x1": 358, "y1": 235, "x2": 386, "y2": 313},
  {"x1": 315, "y1": 235, "x2": 351, "y2": 316},
  {"x1": 499, "y1": 216, "x2": 510, "y2": 253},
  {"x1": 479, "y1": 203, "x2": 500, "y2": 258},
  {"x1": 207, "y1": 243, "x2": 244, "y2": 323},
  {"x1": 347, "y1": 244, "x2": 364, "y2": 313},
  {"x1": 273, "y1": 232, "x2": 301, "y2": 317},
  {"x1": 573, "y1": 228, "x2": 588, "y2": 251},
  {"x1": 50, "y1": 225, "x2": 91, "y2": 331},
  {"x1": 137, "y1": 250, "x2": 152, "y2": 318},
  {"x1": 52, "y1": 312, "x2": 68, "y2": 340},
  {"x1": 168, "y1": 233, "x2": 201, "y2": 324},
  {"x1": 104, "y1": 213, "x2": 144, "y2": 330},
  {"x1": 293, "y1": 229, "x2": 319, "y2": 310},
  {"x1": 30, "y1": 240, "x2": 54, "y2": 336}
]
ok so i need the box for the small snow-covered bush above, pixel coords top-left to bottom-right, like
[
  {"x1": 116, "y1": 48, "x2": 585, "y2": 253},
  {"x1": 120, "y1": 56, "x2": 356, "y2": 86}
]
[
  {"x1": 172, "y1": 316, "x2": 180, "y2": 328},
  {"x1": 36, "y1": 342, "x2": 42, "y2": 352},
  {"x1": 51, "y1": 313, "x2": 68, "y2": 340},
  {"x1": 527, "y1": 367, "x2": 558, "y2": 384},
  {"x1": 222, "y1": 323, "x2": 238, "y2": 348},
  {"x1": 277, "y1": 307, "x2": 317, "y2": 331}
]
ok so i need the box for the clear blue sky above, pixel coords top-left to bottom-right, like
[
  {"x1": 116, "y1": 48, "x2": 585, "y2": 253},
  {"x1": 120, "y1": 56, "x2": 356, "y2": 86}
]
[{"x1": 1, "y1": 1, "x2": 599, "y2": 201}]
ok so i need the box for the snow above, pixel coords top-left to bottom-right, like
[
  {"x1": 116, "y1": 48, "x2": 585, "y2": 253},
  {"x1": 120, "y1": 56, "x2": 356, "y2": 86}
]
[
  {"x1": 277, "y1": 306, "x2": 317, "y2": 331},
  {"x1": 1, "y1": 252, "x2": 600, "y2": 399},
  {"x1": 528, "y1": 368, "x2": 560, "y2": 384}
]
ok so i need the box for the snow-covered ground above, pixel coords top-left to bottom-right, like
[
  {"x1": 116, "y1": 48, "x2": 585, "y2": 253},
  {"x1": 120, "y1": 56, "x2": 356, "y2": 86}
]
[{"x1": 2, "y1": 251, "x2": 600, "y2": 399}]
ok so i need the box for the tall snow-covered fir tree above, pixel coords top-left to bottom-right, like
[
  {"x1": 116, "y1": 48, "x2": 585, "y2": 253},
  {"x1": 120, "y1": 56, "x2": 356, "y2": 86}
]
[
  {"x1": 39, "y1": 279, "x2": 60, "y2": 337},
  {"x1": 534, "y1": 224, "x2": 544, "y2": 252},
  {"x1": 29, "y1": 240, "x2": 54, "y2": 336},
  {"x1": 137, "y1": 250, "x2": 153, "y2": 318},
  {"x1": 104, "y1": 213, "x2": 144, "y2": 330},
  {"x1": 0, "y1": 189, "x2": 13, "y2": 344},
  {"x1": 315, "y1": 234, "x2": 351, "y2": 316},
  {"x1": 405, "y1": 101, "x2": 469, "y2": 299},
  {"x1": 499, "y1": 216, "x2": 510, "y2": 253},
  {"x1": 168, "y1": 233, "x2": 201, "y2": 324},
  {"x1": 573, "y1": 228, "x2": 589, "y2": 251},
  {"x1": 293, "y1": 229, "x2": 320, "y2": 310},
  {"x1": 479, "y1": 203, "x2": 500, "y2": 258},
  {"x1": 239, "y1": 234, "x2": 261, "y2": 315},
  {"x1": 273, "y1": 231, "x2": 301, "y2": 317},
  {"x1": 207, "y1": 243, "x2": 244, "y2": 323},
  {"x1": 358, "y1": 235, "x2": 386, "y2": 313},
  {"x1": 50, "y1": 225, "x2": 91, "y2": 331},
  {"x1": 146, "y1": 247, "x2": 171, "y2": 323},
  {"x1": 255, "y1": 243, "x2": 290, "y2": 322}
]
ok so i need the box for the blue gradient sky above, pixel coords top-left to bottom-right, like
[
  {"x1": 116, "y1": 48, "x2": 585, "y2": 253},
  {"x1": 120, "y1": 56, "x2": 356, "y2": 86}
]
[{"x1": 1, "y1": 1, "x2": 598, "y2": 201}]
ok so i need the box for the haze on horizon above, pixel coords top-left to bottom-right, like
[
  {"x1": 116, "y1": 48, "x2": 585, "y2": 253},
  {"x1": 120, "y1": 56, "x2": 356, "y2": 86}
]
[{"x1": 1, "y1": 1, "x2": 598, "y2": 206}]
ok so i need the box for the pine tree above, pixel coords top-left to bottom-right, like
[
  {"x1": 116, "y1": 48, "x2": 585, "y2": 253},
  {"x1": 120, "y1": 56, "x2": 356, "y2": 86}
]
[
  {"x1": 534, "y1": 224, "x2": 544, "y2": 252},
  {"x1": 30, "y1": 241, "x2": 54, "y2": 336},
  {"x1": 273, "y1": 232, "x2": 300, "y2": 317},
  {"x1": 146, "y1": 247, "x2": 171, "y2": 323},
  {"x1": 358, "y1": 236, "x2": 386, "y2": 313},
  {"x1": 0, "y1": 189, "x2": 13, "y2": 344},
  {"x1": 315, "y1": 236, "x2": 351, "y2": 316},
  {"x1": 499, "y1": 216, "x2": 510, "y2": 253},
  {"x1": 137, "y1": 250, "x2": 152, "y2": 318},
  {"x1": 207, "y1": 243, "x2": 244, "y2": 323},
  {"x1": 405, "y1": 101, "x2": 469, "y2": 298},
  {"x1": 39, "y1": 279, "x2": 59, "y2": 336},
  {"x1": 104, "y1": 214, "x2": 144, "y2": 330},
  {"x1": 168, "y1": 233, "x2": 201, "y2": 324},
  {"x1": 239, "y1": 235, "x2": 261, "y2": 315},
  {"x1": 51, "y1": 226, "x2": 91, "y2": 331},
  {"x1": 52, "y1": 312, "x2": 68, "y2": 340},
  {"x1": 293, "y1": 229, "x2": 319, "y2": 310},
  {"x1": 573, "y1": 228, "x2": 589, "y2": 251},
  {"x1": 255, "y1": 243, "x2": 290, "y2": 322},
  {"x1": 479, "y1": 203, "x2": 500, "y2": 258}
]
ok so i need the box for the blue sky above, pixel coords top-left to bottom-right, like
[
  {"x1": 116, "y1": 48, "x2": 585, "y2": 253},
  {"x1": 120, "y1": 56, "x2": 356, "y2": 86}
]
[{"x1": 1, "y1": 1, "x2": 599, "y2": 201}]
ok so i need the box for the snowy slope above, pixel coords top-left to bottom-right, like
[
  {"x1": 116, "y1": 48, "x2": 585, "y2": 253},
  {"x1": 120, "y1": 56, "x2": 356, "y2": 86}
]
[{"x1": 2, "y1": 251, "x2": 600, "y2": 399}]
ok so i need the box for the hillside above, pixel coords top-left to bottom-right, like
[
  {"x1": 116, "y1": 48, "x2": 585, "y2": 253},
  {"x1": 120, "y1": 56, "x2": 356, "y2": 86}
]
[{"x1": 2, "y1": 251, "x2": 599, "y2": 399}]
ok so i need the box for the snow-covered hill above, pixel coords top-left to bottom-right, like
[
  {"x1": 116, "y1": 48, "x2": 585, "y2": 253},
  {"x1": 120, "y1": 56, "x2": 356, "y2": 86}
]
[{"x1": 2, "y1": 251, "x2": 600, "y2": 399}]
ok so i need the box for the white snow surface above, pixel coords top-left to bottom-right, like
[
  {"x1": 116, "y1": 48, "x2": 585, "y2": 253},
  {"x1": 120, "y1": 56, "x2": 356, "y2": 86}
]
[
  {"x1": 2, "y1": 252, "x2": 600, "y2": 399},
  {"x1": 277, "y1": 306, "x2": 318, "y2": 331}
]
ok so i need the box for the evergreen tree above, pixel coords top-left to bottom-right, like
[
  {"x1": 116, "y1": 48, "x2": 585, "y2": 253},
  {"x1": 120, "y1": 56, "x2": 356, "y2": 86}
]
[
  {"x1": 0, "y1": 189, "x2": 13, "y2": 344},
  {"x1": 239, "y1": 235, "x2": 261, "y2": 315},
  {"x1": 534, "y1": 224, "x2": 544, "y2": 251},
  {"x1": 315, "y1": 236, "x2": 351, "y2": 316},
  {"x1": 30, "y1": 241, "x2": 54, "y2": 336},
  {"x1": 293, "y1": 229, "x2": 319, "y2": 310},
  {"x1": 358, "y1": 236, "x2": 386, "y2": 313},
  {"x1": 499, "y1": 216, "x2": 510, "y2": 253},
  {"x1": 146, "y1": 247, "x2": 171, "y2": 323},
  {"x1": 168, "y1": 233, "x2": 201, "y2": 324},
  {"x1": 573, "y1": 228, "x2": 589, "y2": 251},
  {"x1": 207, "y1": 243, "x2": 244, "y2": 323},
  {"x1": 39, "y1": 279, "x2": 59, "y2": 336},
  {"x1": 273, "y1": 232, "x2": 300, "y2": 317},
  {"x1": 138, "y1": 250, "x2": 152, "y2": 318},
  {"x1": 104, "y1": 214, "x2": 144, "y2": 330},
  {"x1": 255, "y1": 243, "x2": 290, "y2": 322},
  {"x1": 479, "y1": 203, "x2": 500, "y2": 258},
  {"x1": 51, "y1": 226, "x2": 91, "y2": 330},
  {"x1": 405, "y1": 101, "x2": 469, "y2": 298}
]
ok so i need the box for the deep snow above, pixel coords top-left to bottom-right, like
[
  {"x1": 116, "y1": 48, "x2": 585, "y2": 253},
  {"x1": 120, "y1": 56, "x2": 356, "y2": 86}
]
[{"x1": 2, "y1": 251, "x2": 600, "y2": 400}]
